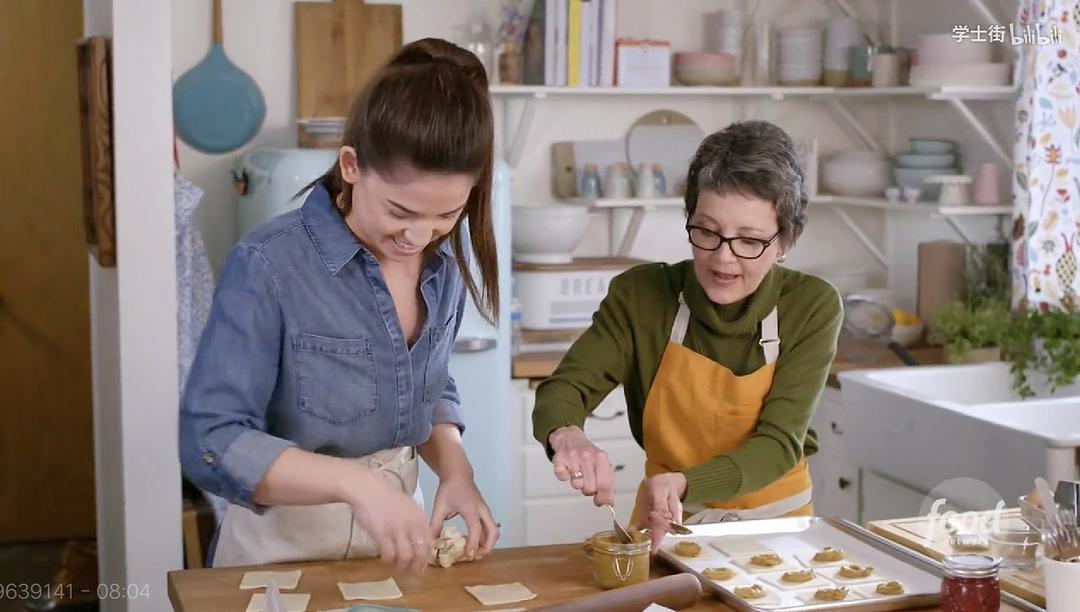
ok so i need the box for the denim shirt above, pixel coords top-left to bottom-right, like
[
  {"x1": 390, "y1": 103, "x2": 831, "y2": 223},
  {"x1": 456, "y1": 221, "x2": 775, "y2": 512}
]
[{"x1": 179, "y1": 183, "x2": 465, "y2": 511}]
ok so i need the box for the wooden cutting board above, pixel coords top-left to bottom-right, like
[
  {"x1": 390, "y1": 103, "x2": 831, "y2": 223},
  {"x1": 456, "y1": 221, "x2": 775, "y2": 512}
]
[
  {"x1": 295, "y1": 0, "x2": 401, "y2": 142},
  {"x1": 869, "y1": 509, "x2": 1046, "y2": 607}
]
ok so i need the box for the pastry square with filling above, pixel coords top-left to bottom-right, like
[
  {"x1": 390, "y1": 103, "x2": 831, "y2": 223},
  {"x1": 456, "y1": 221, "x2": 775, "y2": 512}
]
[{"x1": 759, "y1": 568, "x2": 834, "y2": 591}]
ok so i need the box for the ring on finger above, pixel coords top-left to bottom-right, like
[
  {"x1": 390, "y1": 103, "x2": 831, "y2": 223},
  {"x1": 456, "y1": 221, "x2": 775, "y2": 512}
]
[{"x1": 571, "y1": 470, "x2": 585, "y2": 479}]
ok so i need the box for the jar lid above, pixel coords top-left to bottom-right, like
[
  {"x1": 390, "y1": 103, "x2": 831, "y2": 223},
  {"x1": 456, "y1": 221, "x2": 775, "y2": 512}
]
[{"x1": 943, "y1": 554, "x2": 1000, "y2": 579}]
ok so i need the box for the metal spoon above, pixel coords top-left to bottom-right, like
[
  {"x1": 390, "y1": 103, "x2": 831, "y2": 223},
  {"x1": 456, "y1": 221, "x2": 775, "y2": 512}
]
[{"x1": 607, "y1": 504, "x2": 634, "y2": 543}]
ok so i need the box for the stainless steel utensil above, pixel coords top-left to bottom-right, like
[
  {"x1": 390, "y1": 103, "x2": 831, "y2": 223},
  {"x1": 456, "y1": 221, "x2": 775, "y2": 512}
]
[{"x1": 607, "y1": 504, "x2": 634, "y2": 544}]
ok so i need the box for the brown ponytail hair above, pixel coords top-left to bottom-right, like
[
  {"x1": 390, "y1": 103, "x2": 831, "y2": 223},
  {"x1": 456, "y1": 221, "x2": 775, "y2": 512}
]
[{"x1": 316, "y1": 38, "x2": 498, "y2": 323}]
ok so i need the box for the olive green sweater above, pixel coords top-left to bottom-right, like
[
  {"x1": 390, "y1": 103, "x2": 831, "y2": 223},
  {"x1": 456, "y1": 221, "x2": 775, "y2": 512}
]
[{"x1": 531, "y1": 262, "x2": 843, "y2": 505}]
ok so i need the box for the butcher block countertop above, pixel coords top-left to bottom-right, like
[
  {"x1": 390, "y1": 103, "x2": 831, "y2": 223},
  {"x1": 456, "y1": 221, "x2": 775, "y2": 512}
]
[
  {"x1": 512, "y1": 344, "x2": 946, "y2": 388},
  {"x1": 167, "y1": 541, "x2": 1021, "y2": 611}
]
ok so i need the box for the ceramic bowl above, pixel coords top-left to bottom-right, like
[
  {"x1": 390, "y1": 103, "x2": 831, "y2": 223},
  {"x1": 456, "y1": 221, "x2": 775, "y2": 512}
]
[
  {"x1": 909, "y1": 138, "x2": 956, "y2": 154},
  {"x1": 894, "y1": 166, "x2": 959, "y2": 201},
  {"x1": 918, "y1": 33, "x2": 994, "y2": 64},
  {"x1": 896, "y1": 152, "x2": 957, "y2": 168},
  {"x1": 673, "y1": 52, "x2": 739, "y2": 85},
  {"x1": 909, "y1": 62, "x2": 1011, "y2": 87},
  {"x1": 822, "y1": 154, "x2": 892, "y2": 196},
  {"x1": 511, "y1": 204, "x2": 590, "y2": 264},
  {"x1": 892, "y1": 322, "x2": 925, "y2": 347}
]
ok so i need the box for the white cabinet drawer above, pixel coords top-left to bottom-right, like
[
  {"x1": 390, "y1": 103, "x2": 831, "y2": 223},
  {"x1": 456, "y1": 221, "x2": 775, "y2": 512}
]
[
  {"x1": 523, "y1": 439, "x2": 645, "y2": 499},
  {"x1": 524, "y1": 493, "x2": 637, "y2": 545},
  {"x1": 524, "y1": 386, "x2": 634, "y2": 445}
]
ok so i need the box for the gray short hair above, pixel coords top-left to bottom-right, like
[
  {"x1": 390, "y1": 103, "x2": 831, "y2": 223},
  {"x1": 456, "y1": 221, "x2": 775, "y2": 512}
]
[{"x1": 684, "y1": 121, "x2": 808, "y2": 247}]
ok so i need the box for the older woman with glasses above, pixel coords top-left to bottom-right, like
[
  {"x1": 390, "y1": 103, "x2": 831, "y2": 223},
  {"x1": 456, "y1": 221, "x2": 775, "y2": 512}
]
[{"x1": 532, "y1": 121, "x2": 843, "y2": 551}]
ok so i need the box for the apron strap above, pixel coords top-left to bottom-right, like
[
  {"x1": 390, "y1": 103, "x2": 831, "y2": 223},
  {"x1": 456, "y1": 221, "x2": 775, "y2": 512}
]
[
  {"x1": 759, "y1": 306, "x2": 780, "y2": 365},
  {"x1": 670, "y1": 294, "x2": 780, "y2": 364}
]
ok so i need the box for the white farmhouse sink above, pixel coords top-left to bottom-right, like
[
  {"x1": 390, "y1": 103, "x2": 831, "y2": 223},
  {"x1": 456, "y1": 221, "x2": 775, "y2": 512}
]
[{"x1": 839, "y1": 362, "x2": 1080, "y2": 511}]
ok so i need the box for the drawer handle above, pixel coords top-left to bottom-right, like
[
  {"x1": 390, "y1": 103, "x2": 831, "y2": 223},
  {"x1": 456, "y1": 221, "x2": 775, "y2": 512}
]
[
  {"x1": 830, "y1": 421, "x2": 844, "y2": 435},
  {"x1": 588, "y1": 410, "x2": 626, "y2": 422},
  {"x1": 614, "y1": 464, "x2": 626, "y2": 472},
  {"x1": 838, "y1": 477, "x2": 851, "y2": 490}
]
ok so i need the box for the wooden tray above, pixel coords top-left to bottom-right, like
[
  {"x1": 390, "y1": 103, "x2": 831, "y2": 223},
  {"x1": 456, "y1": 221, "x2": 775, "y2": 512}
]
[{"x1": 869, "y1": 509, "x2": 1046, "y2": 607}]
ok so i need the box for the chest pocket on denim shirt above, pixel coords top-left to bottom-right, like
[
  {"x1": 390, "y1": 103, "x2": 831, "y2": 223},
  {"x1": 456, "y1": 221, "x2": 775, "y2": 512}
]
[
  {"x1": 423, "y1": 317, "x2": 454, "y2": 403},
  {"x1": 293, "y1": 334, "x2": 378, "y2": 423}
]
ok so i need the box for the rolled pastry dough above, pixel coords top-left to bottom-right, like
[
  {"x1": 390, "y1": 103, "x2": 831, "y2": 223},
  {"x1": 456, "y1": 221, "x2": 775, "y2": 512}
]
[
  {"x1": 338, "y1": 577, "x2": 404, "y2": 601},
  {"x1": 464, "y1": 583, "x2": 537, "y2": 606},
  {"x1": 239, "y1": 571, "x2": 302, "y2": 590}
]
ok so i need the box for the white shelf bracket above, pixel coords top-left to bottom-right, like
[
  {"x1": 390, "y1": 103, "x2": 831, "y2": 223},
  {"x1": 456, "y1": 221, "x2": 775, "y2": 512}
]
[
  {"x1": 499, "y1": 95, "x2": 538, "y2": 169},
  {"x1": 827, "y1": 204, "x2": 888, "y2": 267},
  {"x1": 944, "y1": 97, "x2": 1011, "y2": 165},
  {"x1": 820, "y1": 99, "x2": 882, "y2": 152},
  {"x1": 612, "y1": 207, "x2": 648, "y2": 257},
  {"x1": 940, "y1": 215, "x2": 977, "y2": 245},
  {"x1": 822, "y1": 0, "x2": 880, "y2": 45}
]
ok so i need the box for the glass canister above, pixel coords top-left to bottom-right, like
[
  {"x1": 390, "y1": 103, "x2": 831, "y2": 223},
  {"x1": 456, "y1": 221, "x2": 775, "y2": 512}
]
[
  {"x1": 941, "y1": 554, "x2": 1001, "y2": 612},
  {"x1": 588, "y1": 530, "x2": 650, "y2": 589}
]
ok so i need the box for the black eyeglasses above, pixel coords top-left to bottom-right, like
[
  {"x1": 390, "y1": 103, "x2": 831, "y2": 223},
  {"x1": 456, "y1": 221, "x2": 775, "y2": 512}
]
[{"x1": 685, "y1": 225, "x2": 780, "y2": 259}]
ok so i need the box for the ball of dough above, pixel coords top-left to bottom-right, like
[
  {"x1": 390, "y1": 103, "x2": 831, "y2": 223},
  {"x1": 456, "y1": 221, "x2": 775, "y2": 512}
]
[
  {"x1": 734, "y1": 584, "x2": 766, "y2": 600},
  {"x1": 702, "y1": 567, "x2": 734, "y2": 581},
  {"x1": 674, "y1": 541, "x2": 702, "y2": 558},
  {"x1": 876, "y1": 580, "x2": 905, "y2": 595},
  {"x1": 813, "y1": 546, "x2": 845, "y2": 562},
  {"x1": 750, "y1": 553, "x2": 783, "y2": 567},
  {"x1": 429, "y1": 526, "x2": 468, "y2": 568},
  {"x1": 781, "y1": 569, "x2": 815, "y2": 583},
  {"x1": 814, "y1": 586, "x2": 850, "y2": 601},
  {"x1": 839, "y1": 563, "x2": 873, "y2": 578}
]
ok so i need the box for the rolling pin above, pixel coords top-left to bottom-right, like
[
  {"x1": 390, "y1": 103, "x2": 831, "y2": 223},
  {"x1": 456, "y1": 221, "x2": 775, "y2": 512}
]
[{"x1": 532, "y1": 574, "x2": 702, "y2": 611}]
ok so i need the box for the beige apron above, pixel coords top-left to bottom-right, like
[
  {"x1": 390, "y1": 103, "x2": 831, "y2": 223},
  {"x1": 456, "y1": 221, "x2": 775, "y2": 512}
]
[{"x1": 212, "y1": 446, "x2": 422, "y2": 567}]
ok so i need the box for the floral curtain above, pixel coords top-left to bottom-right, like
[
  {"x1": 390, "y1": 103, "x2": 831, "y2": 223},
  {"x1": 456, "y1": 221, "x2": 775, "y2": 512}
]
[{"x1": 1012, "y1": 0, "x2": 1080, "y2": 312}]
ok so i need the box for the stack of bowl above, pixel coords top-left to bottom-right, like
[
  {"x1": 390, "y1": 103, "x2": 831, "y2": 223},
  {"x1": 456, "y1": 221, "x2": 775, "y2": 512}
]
[
  {"x1": 822, "y1": 149, "x2": 892, "y2": 197},
  {"x1": 703, "y1": 9, "x2": 745, "y2": 70},
  {"x1": 673, "y1": 52, "x2": 739, "y2": 86},
  {"x1": 778, "y1": 27, "x2": 823, "y2": 85},
  {"x1": 909, "y1": 33, "x2": 1011, "y2": 87},
  {"x1": 893, "y1": 138, "x2": 960, "y2": 201}
]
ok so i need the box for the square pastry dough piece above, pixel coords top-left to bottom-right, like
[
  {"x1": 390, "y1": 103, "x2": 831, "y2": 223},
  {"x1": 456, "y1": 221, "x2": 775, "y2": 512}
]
[
  {"x1": 464, "y1": 583, "x2": 537, "y2": 607},
  {"x1": 664, "y1": 539, "x2": 720, "y2": 561},
  {"x1": 244, "y1": 593, "x2": 311, "y2": 612},
  {"x1": 828, "y1": 566, "x2": 883, "y2": 585},
  {"x1": 725, "y1": 583, "x2": 783, "y2": 608},
  {"x1": 796, "y1": 587, "x2": 866, "y2": 605},
  {"x1": 338, "y1": 577, "x2": 404, "y2": 601},
  {"x1": 732, "y1": 554, "x2": 800, "y2": 574},
  {"x1": 708, "y1": 537, "x2": 774, "y2": 558},
  {"x1": 239, "y1": 570, "x2": 302, "y2": 590},
  {"x1": 794, "y1": 551, "x2": 855, "y2": 568},
  {"x1": 855, "y1": 581, "x2": 909, "y2": 599},
  {"x1": 759, "y1": 570, "x2": 835, "y2": 591}
]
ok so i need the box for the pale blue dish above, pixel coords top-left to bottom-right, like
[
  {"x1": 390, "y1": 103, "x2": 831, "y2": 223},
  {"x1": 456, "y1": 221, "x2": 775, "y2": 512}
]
[
  {"x1": 909, "y1": 138, "x2": 956, "y2": 154},
  {"x1": 894, "y1": 166, "x2": 959, "y2": 201},
  {"x1": 896, "y1": 152, "x2": 957, "y2": 169}
]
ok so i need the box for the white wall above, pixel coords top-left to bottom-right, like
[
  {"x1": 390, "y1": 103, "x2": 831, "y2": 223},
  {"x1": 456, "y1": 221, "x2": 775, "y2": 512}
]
[
  {"x1": 174, "y1": 0, "x2": 891, "y2": 277},
  {"x1": 86, "y1": 0, "x2": 182, "y2": 609}
]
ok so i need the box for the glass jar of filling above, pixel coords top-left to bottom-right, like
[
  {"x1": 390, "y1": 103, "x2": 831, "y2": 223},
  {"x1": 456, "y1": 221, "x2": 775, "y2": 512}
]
[
  {"x1": 941, "y1": 554, "x2": 1001, "y2": 612},
  {"x1": 588, "y1": 530, "x2": 650, "y2": 589}
]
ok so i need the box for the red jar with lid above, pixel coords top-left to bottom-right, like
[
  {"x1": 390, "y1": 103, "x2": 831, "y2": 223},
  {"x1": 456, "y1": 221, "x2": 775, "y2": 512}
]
[{"x1": 941, "y1": 554, "x2": 1001, "y2": 612}]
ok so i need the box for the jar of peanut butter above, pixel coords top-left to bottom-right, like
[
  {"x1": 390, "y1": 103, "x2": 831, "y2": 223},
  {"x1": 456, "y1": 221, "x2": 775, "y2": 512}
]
[{"x1": 588, "y1": 530, "x2": 650, "y2": 589}]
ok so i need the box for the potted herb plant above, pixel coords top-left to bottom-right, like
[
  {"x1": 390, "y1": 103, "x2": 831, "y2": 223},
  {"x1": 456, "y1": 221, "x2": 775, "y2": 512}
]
[
  {"x1": 929, "y1": 298, "x2": 1012, "y2": 364},
  {"x1": 1005, "y1": 308, "x2": 1080, "y2": 398}
]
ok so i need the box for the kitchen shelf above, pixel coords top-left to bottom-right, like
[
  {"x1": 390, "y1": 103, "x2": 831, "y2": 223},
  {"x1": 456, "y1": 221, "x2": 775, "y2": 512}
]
[
  {"x1": 491, "y1": 84, "x2": 1016, "y2": 167},
  {"x1": 559, "y1": 194, "x2": 1012, "y2": 262},
  {"x1": 811, "y1": 194, "x2": 1012, "y2": 264}
]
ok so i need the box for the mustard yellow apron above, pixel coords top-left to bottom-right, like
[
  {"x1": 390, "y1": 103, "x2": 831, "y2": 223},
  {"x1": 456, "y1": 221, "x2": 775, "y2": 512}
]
[{"x1": 633, "y1": 293, "x2": 812, "y2": 524}]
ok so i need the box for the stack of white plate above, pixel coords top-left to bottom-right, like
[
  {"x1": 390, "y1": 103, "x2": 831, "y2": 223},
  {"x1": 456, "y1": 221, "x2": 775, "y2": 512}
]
[
  {"x1": 703, "y1": 9, "x2": 745, "y2": 71},
  {"x1": 779, "y1": 27, "x2": 823, "y2": 85},
  {"x1": 909, "y1": 33, "x2": 1011, "y2": 87}
]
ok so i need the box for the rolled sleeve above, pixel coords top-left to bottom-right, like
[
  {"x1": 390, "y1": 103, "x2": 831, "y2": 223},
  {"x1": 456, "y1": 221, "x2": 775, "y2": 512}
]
[{"x1": 179, "y1": 245, "x2": 296, "y2": 512}]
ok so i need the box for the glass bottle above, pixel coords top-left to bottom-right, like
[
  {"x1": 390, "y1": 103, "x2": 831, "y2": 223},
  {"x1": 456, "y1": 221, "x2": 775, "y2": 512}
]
[
  {"x1": 651, "y1": 163, "x2": 667, "y2": 197},
  {"x1": 579, "y1": 163, "x2": 601, "y2": 199}
]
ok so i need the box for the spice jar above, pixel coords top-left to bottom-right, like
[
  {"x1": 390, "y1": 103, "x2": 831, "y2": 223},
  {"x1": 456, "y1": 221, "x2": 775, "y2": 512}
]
[
  {"x1": 941, "y1": 554, "x2": 1000, "y2": 612},
  {"x1": 587, "y1": 530, "x2": 650, "y2": 589}
]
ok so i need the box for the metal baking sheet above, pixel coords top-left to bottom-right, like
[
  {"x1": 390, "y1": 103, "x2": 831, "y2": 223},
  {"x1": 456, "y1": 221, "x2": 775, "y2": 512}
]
[{"x1": 656, "y1": 517, "x2": 941, "y2": 611}]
